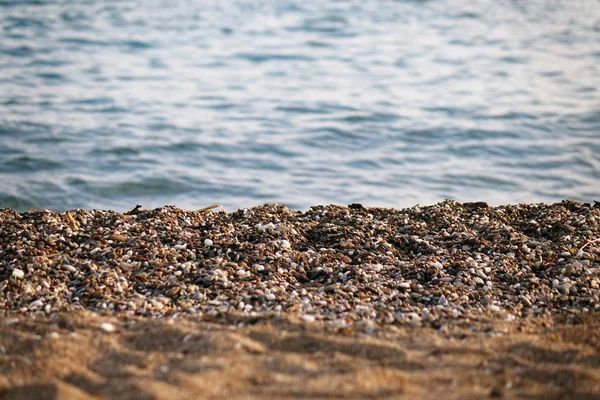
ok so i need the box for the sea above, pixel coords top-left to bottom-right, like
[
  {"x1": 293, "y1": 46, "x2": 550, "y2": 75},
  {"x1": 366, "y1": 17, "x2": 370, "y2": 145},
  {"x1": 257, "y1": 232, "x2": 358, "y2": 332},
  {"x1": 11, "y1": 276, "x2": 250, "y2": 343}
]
[{"x1": 1, "y1": 0, "x2": 599, "y2": 212}]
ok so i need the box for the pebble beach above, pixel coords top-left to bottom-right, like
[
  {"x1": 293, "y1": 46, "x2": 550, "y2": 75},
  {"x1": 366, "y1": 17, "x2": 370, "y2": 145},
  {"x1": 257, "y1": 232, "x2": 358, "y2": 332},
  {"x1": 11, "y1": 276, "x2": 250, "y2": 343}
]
[
  {"x1": 2, "y1": 1, "x2": 599, "y2": 397},
  {"x1": 1, "y1": 201, "x2": 600, "y2": 399},
  {"x1": 2, "y1": 200, "x2": 600, "y2": 324}
]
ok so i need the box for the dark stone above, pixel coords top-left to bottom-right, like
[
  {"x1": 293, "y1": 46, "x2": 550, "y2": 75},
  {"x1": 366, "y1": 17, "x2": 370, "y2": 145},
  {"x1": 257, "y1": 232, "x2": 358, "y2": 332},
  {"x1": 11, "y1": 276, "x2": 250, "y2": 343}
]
[{"x1": 462, "y1": 201, "x2": 489, "y2": 210}]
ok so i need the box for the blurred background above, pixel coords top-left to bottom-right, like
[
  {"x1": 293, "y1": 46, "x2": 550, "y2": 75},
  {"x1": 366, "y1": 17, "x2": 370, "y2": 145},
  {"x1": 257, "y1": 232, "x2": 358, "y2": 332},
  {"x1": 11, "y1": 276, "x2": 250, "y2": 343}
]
[{"x1": 1, "y1": 0, "x2": 599, "y2": 212}]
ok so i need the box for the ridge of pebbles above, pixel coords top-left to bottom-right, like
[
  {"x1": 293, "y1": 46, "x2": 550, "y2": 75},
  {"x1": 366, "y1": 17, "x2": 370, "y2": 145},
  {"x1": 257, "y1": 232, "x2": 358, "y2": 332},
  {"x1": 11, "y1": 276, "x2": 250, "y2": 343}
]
[{"x1": 1, "y1": 200, "x2": 599, "y2": 328}]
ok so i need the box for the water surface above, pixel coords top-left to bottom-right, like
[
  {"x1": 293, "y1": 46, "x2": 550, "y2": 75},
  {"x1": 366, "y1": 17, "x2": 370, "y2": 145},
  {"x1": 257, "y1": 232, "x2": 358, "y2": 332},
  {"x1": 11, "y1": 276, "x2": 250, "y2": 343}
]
[{"x1": 1, "y1": 0, "x2": 599, "y2": 211}]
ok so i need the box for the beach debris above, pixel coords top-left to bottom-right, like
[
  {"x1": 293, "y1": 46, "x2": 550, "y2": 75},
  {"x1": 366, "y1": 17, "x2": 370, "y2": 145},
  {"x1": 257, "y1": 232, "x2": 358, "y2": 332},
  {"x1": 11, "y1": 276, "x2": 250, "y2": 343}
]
[
  {"x1": 197, "y1": 204, "x2": 226, "y2": 213},
  {"x1": 66, "y1": 211, "x2": 78, "y2": 230},
  {"x1": 125, "y1": 204, "x2": 144, "y2": 215}
]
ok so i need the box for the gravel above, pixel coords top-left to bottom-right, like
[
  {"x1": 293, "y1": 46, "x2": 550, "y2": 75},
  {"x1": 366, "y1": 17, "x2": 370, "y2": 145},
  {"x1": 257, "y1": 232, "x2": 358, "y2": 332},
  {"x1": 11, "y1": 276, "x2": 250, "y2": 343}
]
[{"x1": 1, "y1": 200, "x2": 599, "y2": 327}]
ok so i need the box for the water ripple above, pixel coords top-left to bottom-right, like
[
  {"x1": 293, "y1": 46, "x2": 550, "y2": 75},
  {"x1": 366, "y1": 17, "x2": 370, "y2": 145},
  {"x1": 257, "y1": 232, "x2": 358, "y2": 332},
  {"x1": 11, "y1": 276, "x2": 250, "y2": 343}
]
[{"x1": 0, "y1": 0, "x2": 598, "y2": 212}]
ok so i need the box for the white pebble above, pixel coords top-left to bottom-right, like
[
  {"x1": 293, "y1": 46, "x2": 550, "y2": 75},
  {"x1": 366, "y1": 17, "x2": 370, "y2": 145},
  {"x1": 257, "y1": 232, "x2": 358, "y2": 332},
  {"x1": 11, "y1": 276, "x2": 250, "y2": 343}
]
[
  {"x1": 30, "y1": 299, "x2": 44, "y2": 308},
  {"x1": 11, "y1": 269, "x2": 25, "y2": 279},
  {"x1": 99, "y1": 322, "x2": 116, "y2": 333},
  {"x1": 204, "y1": 239, "x2": 213, "y2": 247},
  {"x1": 256, "y1": 222, "x2": 275, "y2": 231},
  {"x1": 236, "y1": 270, "x2": 247, "y2": 278},
  {"x1": 333, "y1": 319, "x2": 349, "y2": 329},
  {"x1": 405, "y1": 312, "x2": 422, "y2": 326},
  {"x1": 438, "y1": 295, "x2": 449, "y2": 306},
  {"x1": 63, "y1": 264, "x2": 77, "y2": 273},
  {"x1": 174, "y1": 243, "x2": 187, "y2": 250},
  {"x1": 487, "y1": 304, "x2": 502, "y2": 313},
  {"x1": 301, "y1": 314, "x2": 316, "y2": 322},
  {"x1": 279, "y1": 240, "x2": 291, "y2": 249},
  {"x1": 363, "y1": 323, "x2": 375, "y2": 334}
]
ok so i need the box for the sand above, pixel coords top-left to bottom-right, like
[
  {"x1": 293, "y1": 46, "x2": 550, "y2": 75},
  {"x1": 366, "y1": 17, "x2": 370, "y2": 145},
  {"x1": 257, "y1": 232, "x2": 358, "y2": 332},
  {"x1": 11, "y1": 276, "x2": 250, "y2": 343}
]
[
  {"x1": 1, "y1": 201, "x2": 599, "y2": 398},
  {"x1": 1, "y1": 311, "x2": 599, "y2": 399}
]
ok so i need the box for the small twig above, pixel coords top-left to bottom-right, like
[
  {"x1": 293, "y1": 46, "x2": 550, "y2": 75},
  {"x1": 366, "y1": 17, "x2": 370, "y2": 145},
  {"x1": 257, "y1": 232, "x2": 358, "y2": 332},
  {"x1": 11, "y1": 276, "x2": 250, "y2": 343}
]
[
  {"x1": 66, "y1": 211, "x2": 78, "y2": 230},
  {"x1": 579, "y1": 238, "x2": 600, "y2": 252},
  {"x1": 197, "y1": 204, "x2": 226, "y2": 213},
  {"x1": 45, "y1": 252, "x2": 65, "y2": 258}
]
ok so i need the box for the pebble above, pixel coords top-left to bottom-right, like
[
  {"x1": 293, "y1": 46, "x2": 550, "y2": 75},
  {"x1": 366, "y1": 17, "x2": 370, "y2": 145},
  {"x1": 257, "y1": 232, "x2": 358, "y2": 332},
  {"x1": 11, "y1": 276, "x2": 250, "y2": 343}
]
[
  {"x1": 333, "y1": 319, "x2": 349, "y2": 329},
  {"x1": 256, "y1": 222, "x2": 275, "y2": 231},
  {"x1": 552, "y1": 279, "x2": 560, "y2": 288},
  {"x1": 301, "y1": 314, "x2": 316, "y2": 322},
  {"x1": 404, "y1": 312, "x2": 422, "y2": 326},
  {"x1": 63, "y1": 264, "x2": 77, "y2": 273},
  {"x1": 108, "y1": 234, "x2": 127, "y2": 242},
  {"x1": 559, "y1": 283, "x2": 572, "y2": 294},
  {"x1": 438, "y1": 295, "x2": 449, "y2": 306},
  {"x1": 571, "y1": 261, "x2": 583, "y2": 270},
  {"x1": 99, "y1": 322, "x2": 116, "y2": 333},
  {"x1": 11, "y1": 269, "x2": 25, "y2": 279},
  {"x1": 29, "y1": 299, "x2": 44, "y2": 309},
  {"x1": 0, "y1": 200, "x2": 598, "y2": 327},
  {"x1": 487, "y1": 305, "x2": 502, "y2": 313}
]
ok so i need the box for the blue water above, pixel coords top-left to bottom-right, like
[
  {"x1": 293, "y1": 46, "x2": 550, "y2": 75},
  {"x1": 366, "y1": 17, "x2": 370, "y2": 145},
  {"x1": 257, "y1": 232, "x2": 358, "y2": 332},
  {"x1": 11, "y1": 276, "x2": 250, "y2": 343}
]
[{"x1": 1, "y1": 0, "x2": 599, "y2": 212}]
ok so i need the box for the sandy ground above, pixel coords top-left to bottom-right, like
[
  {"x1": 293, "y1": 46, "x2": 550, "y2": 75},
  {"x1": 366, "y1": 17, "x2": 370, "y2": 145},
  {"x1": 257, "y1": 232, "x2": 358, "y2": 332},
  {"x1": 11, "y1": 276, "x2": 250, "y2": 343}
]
[
  {"x1": 1, "y1": 202, "x2": 599, "y2": 398},
  {"x1": 0, "y1": 312, "x2": 599, "y2": 400}
]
